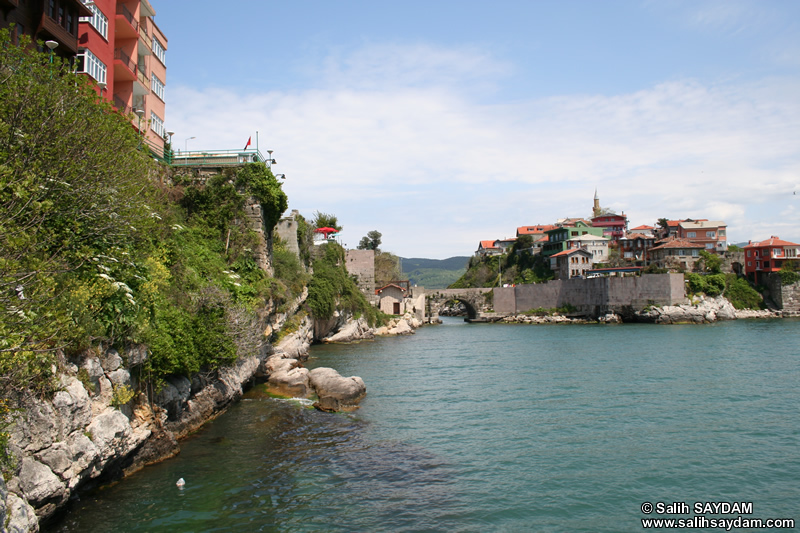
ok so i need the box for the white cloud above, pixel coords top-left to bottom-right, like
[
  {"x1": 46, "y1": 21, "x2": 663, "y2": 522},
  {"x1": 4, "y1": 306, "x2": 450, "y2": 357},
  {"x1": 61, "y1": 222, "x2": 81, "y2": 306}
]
[{"x1": 167, "y1": 44, "x2": 800, "y2": 258}]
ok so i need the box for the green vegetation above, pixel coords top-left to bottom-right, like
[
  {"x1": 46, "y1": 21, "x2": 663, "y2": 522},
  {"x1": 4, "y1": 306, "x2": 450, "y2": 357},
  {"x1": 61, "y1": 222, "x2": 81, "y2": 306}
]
[
  {"x1": 450, "y1": 245, "x2": 553, "y2": 289},
  {"x1": 402, "y1": 256, "x2": 469, "y2": 289},
  {"x1": 779, "y1": 260, "x2": 799, "y2": 286},
  {"x1": 357, "y1": 230, "x2": 382, "y2": 251},
  {"x1": 0, "y1": 31, "x2": 294, "y2": 399},
  {"x1": 521, "y1": 304, "x2": 578, "y2": 316},
  {"x1": 307, "y1": 242, "x2": 387, "y2": 326},
  {"x1": 685, "y1": 273, "x2": 764, "y2": 310}
]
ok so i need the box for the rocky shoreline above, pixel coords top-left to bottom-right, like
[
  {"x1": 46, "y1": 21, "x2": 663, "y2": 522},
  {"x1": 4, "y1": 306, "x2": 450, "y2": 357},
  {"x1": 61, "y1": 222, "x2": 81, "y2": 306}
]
[
  {"x1": 499, "y1": 296, "x2": 797, "y2": 325},
  {"x1": 0, "y1": 303, "x2": 421, "y2": 532}
]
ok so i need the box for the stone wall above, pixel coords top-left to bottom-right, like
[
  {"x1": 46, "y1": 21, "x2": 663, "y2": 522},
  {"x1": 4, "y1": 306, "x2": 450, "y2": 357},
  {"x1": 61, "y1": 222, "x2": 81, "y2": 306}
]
[
  {"x1": 345, "y1": 249, "x2": 375, "y2": 295},
  {"x1": 495, "y1": 273, "x2": 686, "y2": 316},
  {"x1": 767, "y1": 274, "x2": 800, "y2": 312},
  {"x1": 243, "y1": 197, "x2": 272, "y2": 276},
  {"x1": 275, "y1": 210, "x2": 301, "y2": 259}
]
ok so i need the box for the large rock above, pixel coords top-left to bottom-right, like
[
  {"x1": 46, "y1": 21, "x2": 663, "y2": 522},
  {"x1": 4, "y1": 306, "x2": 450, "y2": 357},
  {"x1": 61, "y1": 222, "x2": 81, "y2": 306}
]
[
  {"x1": 16, "y1": 458, "x2": 66, "y2": 510},
  {"x1": 265, "y1": 353, "x2": 310, "y2": 398},
  {"x1": 308, "y1": 367, "x2": 366, "y2": 412},
  {"x1": 322, "y1": 317, "x2": 374, "y2": 343},
  {"x1": 4, "y1": 492, "x2": 38, "y2": 533}
]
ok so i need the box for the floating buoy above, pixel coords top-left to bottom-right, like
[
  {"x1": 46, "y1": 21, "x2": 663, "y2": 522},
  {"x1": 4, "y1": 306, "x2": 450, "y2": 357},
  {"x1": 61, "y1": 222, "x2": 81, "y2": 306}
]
[{"x1": 176, "y1": 478, "x2": 185, "y2": 488}]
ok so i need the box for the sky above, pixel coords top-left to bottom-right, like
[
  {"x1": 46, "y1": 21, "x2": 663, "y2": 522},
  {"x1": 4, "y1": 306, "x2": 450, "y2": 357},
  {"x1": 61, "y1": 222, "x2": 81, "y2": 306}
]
[{"x1": 153, "y1": 0, "x2": 800, "y2": 259}]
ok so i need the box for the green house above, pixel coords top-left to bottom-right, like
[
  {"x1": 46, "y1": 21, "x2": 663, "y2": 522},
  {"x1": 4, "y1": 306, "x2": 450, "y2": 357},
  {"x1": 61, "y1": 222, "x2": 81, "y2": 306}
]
[{"x1": 541, "y1": 220, "x2": 605, "y2": 257}]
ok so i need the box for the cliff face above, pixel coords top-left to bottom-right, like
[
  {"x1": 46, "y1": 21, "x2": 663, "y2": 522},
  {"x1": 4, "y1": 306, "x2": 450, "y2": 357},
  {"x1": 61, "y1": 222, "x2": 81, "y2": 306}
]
[
  {"x1": 0, "y1": 284, "x2": 412, "y2": 531},
  {"x1": 0, "y1": 289, "x2": 309, "y2": 531}
]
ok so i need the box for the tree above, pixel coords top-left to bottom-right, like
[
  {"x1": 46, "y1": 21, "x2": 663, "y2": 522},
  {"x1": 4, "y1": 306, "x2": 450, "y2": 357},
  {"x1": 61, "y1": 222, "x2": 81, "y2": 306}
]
[
  {"x1": 512, "y1": 234, "x2": 534, "y2": 253},
  {"x1": 374, "y1": 252, "x2": 402, "y2": 288},
  {"x1": 697, "y1": 250, "x2": 722, "y2": 274},
  {"x1": 358, "y1": 230, "x2": 382, "y2": 251},
  {"x1": 312, "y1": 211, "x2": 342, "y2": 232}
]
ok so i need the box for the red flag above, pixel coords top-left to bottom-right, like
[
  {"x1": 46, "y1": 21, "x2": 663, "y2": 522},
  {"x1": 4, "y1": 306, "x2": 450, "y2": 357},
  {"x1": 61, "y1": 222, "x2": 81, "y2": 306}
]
[{"x1": 243, "y1": 136, "x2": 252, "y2": 150}]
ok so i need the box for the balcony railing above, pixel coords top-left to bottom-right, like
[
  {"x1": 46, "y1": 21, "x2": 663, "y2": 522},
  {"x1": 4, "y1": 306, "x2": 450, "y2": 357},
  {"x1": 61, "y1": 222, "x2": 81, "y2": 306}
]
[
  {"x1": 114, "y1": 48, "x2": 136, "y2": 74},
  {"x1": 172, "y1": 149, "x2": 268, "y2": 168},
  {"x1": 113, "y1": 94, "x2": 131, "y2": 115},
  {"x1": 116, "y1": 4, "x2": 139, "y2": 32}
]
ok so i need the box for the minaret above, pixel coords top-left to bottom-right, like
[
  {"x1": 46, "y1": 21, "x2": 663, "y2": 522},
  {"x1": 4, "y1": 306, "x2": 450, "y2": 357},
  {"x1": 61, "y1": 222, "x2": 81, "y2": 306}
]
[{"x1": 593, "y1": 189, "x2": 601, "y2": 218}]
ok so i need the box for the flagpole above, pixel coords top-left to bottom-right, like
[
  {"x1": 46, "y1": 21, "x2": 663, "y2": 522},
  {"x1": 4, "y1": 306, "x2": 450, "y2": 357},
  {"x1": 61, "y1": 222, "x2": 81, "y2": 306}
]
[{"x1": 256, "y1": 131, "x2": 259, "y2": 155}]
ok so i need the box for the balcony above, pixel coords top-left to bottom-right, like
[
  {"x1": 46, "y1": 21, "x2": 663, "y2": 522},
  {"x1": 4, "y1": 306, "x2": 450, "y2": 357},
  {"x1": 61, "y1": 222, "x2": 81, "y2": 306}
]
[
  {"x1": 0, "y1": 0, "x2": 19, "y2": 9},
  {"x1": 116, "y1": 4, "x2": 139, "y2": 39},
  {"x1": 137, "y1": 65, "x2": 149, "y2": 87},
  {"x1": 113, "y1": 94, "x2": 131, "y2": 115},
  {"x1": 114, "y1": 48, "x2": 136, "y2": 80},
  {"x1": 39, "y1": 14, "x2": 79, "y2": 55}
]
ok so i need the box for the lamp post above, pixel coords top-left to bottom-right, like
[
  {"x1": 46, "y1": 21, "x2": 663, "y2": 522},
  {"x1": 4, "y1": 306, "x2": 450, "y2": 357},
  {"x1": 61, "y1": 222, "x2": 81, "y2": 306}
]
[
  {"x1": 45, "y1": 40, "x2": 58, "y2": 63},
  {"x1": 266, "y1": 149, "x2": 276, "y2": 168},
  {"x1": 97, "y1": 81, "x2": 106, "y2": 100},
  {"x1": 135, "y1": 108, "x2": 145, "y2": 148},
  {"x1": 166, "y1": 131, "x2": 174, "y2": 164},
  {"x1": 185, "y1": 136, "x2": 196, "y2": 153}
]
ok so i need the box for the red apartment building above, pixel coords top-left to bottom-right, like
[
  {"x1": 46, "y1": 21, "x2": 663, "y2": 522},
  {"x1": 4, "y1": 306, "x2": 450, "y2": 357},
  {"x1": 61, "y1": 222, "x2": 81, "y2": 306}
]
[
  {"x1": 676, "y1": 220, "x2": 727, "y2": 254},
  {"x1": 77, "y1": 0, "x2": 168, "y2": 156},
  {"x1": 743, "y1": 236, "x2": 800, "y2": 284}
]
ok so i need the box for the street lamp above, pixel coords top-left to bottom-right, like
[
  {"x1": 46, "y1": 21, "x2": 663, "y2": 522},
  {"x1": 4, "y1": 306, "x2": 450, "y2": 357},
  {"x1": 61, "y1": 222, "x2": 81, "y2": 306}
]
[
  {"x1": 185, "y1": 136, "x2": 196, "y2": 153},
  {"x1": 166, "y1": 131, "x2": 175, "y2": 164},
  {"x1": 97, "y1": 81, "x2": 106, "y2": 100},
  {"x1": 266, "y1": 149, "x2": 276, "y2": 168},
  {"x1": 45, "y1": 40, "x2": 58, "y2": 63},
  {"x1": 135, "y1": 108, "x2": 145, "y2": 148}
]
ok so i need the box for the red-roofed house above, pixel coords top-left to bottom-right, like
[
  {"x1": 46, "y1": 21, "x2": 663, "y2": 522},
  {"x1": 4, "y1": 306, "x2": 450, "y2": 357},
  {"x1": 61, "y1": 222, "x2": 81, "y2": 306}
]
[
  {"x1": 516, "y1": 224, "x2": 556, "y2": 237},
  {"x1": 376, "y1": 283, "x2": 408, "y2": 315},
  {"x1": 743, "y1": 236, "x2": 800, "y2": 284},
  {"x1": 477, "y1": 240, "x2": 502, "y2": 256},
  {"x1": 678, "y1": 220, "x2": 727, "y2": 253},
  {"x1": 550, "y1": 248, "x2": 593, "y2": 279},
  {"x1": 649, "y1": 238, "x2": 704, "y2": 271},
  {"x1": 629, "y1": 225, "x2": 654, "y2": 235}
]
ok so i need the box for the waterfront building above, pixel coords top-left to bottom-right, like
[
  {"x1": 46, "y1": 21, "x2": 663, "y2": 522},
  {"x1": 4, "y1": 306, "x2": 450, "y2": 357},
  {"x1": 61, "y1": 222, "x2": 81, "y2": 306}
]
[
  {"x1": 677, "y1": 220, "x2": 727, "y2": 253},
  {"x1": 477, "y1": 240, "x2": 503, "y2": 256},
  {"x1": 619, "y1": 232, "x2": 656, "y2": 264},
  {"x1": 648, "y1": 238, "x2": 704, "y2": 271},
  {"x1": 542, "y1": 221, "x2": 604, "y2": 258},
  {"x1": 550, "y1": 247, "x2": 593, "y2": 279},
  {"x1": 565, "y1": 234, "x2": 609, "y2": 263},
  {"x1": 743, "y1": 236, "x2": 800, "y2": 284}
]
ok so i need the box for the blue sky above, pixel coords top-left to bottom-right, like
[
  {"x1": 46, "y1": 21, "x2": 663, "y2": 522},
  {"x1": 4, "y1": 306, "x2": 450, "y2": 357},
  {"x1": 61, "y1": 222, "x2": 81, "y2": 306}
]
[{"x1": 154, "y1": 0, "x2": 800, "y2": 258}]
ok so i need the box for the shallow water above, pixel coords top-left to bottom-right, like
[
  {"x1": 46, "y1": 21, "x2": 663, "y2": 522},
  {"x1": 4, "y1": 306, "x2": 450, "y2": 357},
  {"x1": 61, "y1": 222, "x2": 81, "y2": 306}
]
[{"x1": 49, "y1": 318, "x2": 800, "y2": 532}]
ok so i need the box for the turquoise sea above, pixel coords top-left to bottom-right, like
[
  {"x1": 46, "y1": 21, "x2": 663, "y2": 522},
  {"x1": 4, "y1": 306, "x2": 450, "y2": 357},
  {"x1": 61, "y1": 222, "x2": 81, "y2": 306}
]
[{"x1": 48, "y1": 318, "x2": 800, "y2": 532}]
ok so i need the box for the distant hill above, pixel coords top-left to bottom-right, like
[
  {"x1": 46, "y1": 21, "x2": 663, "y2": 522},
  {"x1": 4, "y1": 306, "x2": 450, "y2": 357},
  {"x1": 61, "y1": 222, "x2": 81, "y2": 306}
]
[{"x1": 401, "y1": 256, "x2": 470, "y2": 289}]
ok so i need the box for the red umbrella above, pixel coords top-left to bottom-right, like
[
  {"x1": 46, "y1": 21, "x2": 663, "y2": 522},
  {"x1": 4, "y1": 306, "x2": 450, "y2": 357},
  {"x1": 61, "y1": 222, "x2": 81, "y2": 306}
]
[{"x1": 314, "y1": 227, "x2": 339, "y2": 237}]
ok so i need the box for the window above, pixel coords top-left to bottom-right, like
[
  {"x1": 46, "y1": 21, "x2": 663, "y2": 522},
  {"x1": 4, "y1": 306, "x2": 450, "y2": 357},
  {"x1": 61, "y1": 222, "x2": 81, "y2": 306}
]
[
  {"x1": 687, "y1": 231, "x2": 696, "y2": 238},
  {"x1": 705, "y1": 243, "x2": 714, "y2": 249},
  {"x1": 153, "y1": 38, "x2": 167, "y2": 65},
  {"x1": 48, "y1": 0, "x2": 55, "y2": 18},
  {"x1": 747, "y1": 261, "x2": 751, "y2": 267},
  {"x1": 754, "y1": 250, "x2": 759, "y2": 257},
  {"x1": 692, "y1": 250, "x2": 699, "y2": 257},
  {"x1": 81, "y1": 1, "x2": 108, "y2": 40},
  {"x1": 77, "y1": 49, "x2": 107, "y2": 84},
  {"x1": 719, "y1": 229, "x2": 726, "y2": 236},
  {"x1": 706, "y1": 231, "x2": 715, "y2": 238},
  {"x1": 151, "y1": 74, "x2": 165, "y2": 101},
  {"x1": 150, "y1": 111, "x2": 165, "y2": 138},
  {"x1": 746, "y1": 250, "x2": 751, "y2": 257}
]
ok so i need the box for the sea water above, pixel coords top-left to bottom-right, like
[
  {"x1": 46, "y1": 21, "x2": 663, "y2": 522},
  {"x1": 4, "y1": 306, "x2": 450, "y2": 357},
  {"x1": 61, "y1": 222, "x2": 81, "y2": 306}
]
[{"x1": 48, "y1": 318, "x2": 800, "y2": 532}]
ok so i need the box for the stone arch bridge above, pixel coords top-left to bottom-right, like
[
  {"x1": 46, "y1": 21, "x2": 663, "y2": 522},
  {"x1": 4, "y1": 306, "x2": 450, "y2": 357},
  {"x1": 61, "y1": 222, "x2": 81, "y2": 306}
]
[{"x1": 425, "y1": 288, "x2": 494, "y2": 321}]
